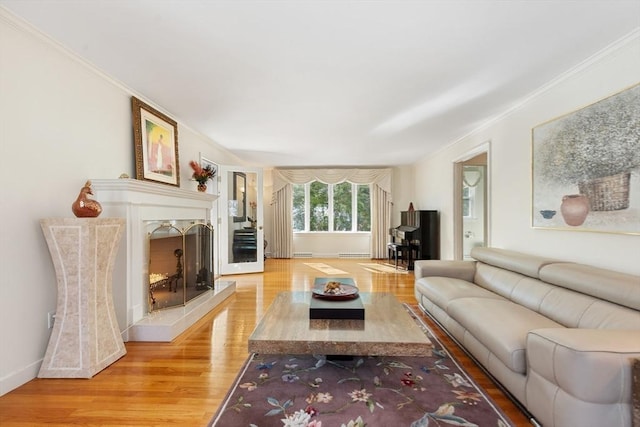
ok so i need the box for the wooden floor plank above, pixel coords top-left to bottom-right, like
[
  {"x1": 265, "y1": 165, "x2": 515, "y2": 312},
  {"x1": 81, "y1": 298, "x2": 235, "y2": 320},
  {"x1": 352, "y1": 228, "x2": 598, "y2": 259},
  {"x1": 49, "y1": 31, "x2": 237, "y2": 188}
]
[{"x1": 0, "y1": 258, "x2": 532, "y2": 426}]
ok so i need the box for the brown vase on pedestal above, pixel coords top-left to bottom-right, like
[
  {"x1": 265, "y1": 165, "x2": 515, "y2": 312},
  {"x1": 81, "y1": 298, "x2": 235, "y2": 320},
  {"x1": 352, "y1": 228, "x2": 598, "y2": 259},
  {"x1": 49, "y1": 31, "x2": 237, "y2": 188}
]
[
  {"x1": 197, "y1": 183, "x2": 207, "y2": 192},
  {"x1": 560, "y1": 194, "x2": 589, "y2": 226},
  {"x1": 72, "y1": 180, "x2": 102, "y2": 218}
]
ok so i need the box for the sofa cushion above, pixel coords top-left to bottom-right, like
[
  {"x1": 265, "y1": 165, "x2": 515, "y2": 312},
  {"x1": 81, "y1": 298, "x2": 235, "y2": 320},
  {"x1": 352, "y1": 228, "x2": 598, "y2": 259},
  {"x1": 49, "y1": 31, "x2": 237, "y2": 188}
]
[
  {"x1": 540, "y1": 262, "x2": 640, "y2": 311},
  {"x1": 448, "y1": 298, "x2": 563, "y2": 373},
  {"x1": 527, "y1": 328, "x2": 640, "y2": 403},
  {"x1": 415, "y1": 277, "x2": 504, "y2": 312},
  {"x1": 414, "y1": 260, "x2": 476, "y2": 282},
  {"x1": 538, "y1": 285, "x2": 640, "y2": 329},
  {"x1": 576, "y1": 300, "x2": 640, "y2": 330},
  {"x1": 470, "y1": 247, "x2": 558, "y2": 278},
  {"x1": 474, "y1": 263, "x2": 535, "y2": 300}
]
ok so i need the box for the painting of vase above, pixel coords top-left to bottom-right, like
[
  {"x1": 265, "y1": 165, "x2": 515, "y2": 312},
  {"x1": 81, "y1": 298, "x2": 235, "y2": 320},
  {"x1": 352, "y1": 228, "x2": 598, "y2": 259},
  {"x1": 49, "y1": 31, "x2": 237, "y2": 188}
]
[{"x1": 531, "y1": 83, "x2": 640, "y2": 235}]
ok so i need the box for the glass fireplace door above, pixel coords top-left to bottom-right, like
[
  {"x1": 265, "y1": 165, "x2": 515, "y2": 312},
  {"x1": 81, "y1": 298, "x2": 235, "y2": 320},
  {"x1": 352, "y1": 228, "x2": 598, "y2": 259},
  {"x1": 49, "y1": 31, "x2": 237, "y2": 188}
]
[{"x1": 147, "y1": 221, "x2": 214, "y2": 312}]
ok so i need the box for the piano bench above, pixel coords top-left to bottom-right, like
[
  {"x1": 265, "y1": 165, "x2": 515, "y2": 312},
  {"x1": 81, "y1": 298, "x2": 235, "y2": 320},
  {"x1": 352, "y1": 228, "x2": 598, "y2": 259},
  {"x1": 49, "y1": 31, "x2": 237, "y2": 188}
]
[{"x1": 387, "y1": 243, "x2": 408, "y2": 269}]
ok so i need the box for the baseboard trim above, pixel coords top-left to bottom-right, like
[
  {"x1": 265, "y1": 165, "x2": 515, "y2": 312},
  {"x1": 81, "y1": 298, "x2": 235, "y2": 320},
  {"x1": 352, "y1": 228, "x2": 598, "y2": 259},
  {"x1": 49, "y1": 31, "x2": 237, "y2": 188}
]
[{"x1": 0, "y1": 359, "x2": 41, "y2": 397}]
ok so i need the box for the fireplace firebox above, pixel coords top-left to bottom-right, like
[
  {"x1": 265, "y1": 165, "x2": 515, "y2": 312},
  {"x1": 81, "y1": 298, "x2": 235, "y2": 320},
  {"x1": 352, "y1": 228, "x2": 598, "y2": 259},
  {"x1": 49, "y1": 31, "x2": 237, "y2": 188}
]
[{"x1": 147, "y1": 220, "x2": 214, "y2": 312}]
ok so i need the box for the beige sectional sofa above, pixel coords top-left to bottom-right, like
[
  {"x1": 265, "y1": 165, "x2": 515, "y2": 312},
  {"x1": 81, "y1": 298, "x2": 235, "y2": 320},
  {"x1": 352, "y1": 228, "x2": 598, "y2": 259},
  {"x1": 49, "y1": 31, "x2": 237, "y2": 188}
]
[{"x1": 414, "y1": 247, "x2": 640, "y2": 427}]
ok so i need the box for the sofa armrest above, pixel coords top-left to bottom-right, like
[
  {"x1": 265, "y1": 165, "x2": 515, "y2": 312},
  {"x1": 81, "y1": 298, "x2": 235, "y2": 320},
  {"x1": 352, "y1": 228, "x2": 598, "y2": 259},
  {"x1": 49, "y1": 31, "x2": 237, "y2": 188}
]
[
  {"x1": 414, "y1": 260, "x2": 476, "y2": 282},
  {"x1": 527, "y1": 328, "x2": 640, "y2": 403}
]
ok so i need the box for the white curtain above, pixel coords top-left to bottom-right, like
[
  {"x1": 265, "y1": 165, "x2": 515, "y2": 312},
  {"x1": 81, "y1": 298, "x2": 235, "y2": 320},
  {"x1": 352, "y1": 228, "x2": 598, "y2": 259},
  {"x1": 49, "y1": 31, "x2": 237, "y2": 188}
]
[
  {"x1": 271, "y1": 168, "x2": 392, "y2": 259},
  {"x1": 371, "y1": 183, "x2": 393, "y2": 259},
  {"x1": 272, "y1": 184, "x2": 293, "y2": 258}
]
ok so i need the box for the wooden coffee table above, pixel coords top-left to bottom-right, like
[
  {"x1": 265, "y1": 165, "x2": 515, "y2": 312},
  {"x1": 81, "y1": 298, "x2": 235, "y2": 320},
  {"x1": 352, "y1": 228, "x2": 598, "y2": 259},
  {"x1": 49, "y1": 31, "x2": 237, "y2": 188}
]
[{"x1": 248, "y1": 292, "x2": 432, "y2": 357}]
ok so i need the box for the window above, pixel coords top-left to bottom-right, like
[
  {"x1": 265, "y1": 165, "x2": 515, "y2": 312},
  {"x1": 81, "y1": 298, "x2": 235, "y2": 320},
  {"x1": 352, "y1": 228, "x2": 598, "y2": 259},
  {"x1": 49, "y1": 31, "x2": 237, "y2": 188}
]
[
  {"x1": 356, "y1": 184, "x2": 371, "y2": 231},
  {"x1": 333, "y1": 182, "x2": 352, "y2": 231},
  {"x1": 310, "y1": 181, "x2": 328, "y2": 231},
  {"x1": 292, "y1": 184, "x2": 305, "y2": 231},
  {"x1": 293, "y1": 181, "x2": 370, "y2": 232}
]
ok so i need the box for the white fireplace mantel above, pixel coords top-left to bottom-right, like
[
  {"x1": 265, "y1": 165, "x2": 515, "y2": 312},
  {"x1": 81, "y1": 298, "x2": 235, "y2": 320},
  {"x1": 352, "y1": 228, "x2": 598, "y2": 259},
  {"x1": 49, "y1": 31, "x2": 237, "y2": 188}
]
[
  {"x1": 90, "y1": 178, "x2": 232, "y2": 342},
  {"x1": 91, "y1": 178, "x2": 217, "y2": 207}
]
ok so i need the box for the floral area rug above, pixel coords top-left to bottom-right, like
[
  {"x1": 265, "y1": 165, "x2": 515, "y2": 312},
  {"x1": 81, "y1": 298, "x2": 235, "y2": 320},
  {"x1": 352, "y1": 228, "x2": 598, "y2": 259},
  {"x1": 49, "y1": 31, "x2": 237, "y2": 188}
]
[{"x1": 209, "y1": 305, "x2": 514, "y2": 427}]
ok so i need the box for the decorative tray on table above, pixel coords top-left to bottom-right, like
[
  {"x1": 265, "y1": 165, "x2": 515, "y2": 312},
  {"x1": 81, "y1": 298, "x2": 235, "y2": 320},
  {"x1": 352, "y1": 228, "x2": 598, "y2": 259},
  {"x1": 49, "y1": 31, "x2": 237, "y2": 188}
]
[{"x1": 312, "y1": 280, "x2": 359, "y2": 300}]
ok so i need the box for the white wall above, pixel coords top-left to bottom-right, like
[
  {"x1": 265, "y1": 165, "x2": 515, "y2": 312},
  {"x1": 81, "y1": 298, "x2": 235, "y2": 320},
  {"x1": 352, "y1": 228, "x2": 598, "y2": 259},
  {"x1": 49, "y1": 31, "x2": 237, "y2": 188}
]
[
  {"x1": 391, "y1": 165, "x2": 416, "y2": 225},
  {"x1": 0, "y1": 11, "x2": 244, "y2": 395},
  {"x1": 413, "y1": 32, "x2": 640, "y2": 275},
  {"x1": 292, "y1": 233, "x2": 371, "y2": 257}
]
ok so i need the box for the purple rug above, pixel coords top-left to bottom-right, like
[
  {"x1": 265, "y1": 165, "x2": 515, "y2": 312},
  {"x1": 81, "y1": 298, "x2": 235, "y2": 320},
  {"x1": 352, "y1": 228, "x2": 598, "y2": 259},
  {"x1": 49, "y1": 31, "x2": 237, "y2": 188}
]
[{"x1": 210, "y1": 306, "x2": 514, "y2": 427}]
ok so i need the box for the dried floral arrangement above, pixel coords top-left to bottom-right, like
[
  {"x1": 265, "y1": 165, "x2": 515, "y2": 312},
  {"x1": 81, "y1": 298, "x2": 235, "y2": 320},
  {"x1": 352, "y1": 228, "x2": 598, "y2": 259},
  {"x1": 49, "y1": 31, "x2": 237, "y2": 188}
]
[{"x1": 189, "y1": 161, "x2": 217, "y2": 184}]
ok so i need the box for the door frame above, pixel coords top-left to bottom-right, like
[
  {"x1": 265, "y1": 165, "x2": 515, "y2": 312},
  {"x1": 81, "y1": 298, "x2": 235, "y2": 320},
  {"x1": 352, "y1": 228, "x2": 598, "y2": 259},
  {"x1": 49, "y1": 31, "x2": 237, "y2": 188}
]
[
  {"x1": 218, "y1": 165, "x2": 264, "y2": 275},
  {"x1": 453, "y1": 142, "x2": 491, "y2": 260}
]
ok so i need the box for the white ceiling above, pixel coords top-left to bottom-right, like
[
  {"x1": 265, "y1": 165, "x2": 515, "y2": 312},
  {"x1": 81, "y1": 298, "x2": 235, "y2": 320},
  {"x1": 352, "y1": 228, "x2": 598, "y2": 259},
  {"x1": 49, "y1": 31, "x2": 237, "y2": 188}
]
[{"x1": 2, "y1": 1, "x2": 639, "y2": 167}]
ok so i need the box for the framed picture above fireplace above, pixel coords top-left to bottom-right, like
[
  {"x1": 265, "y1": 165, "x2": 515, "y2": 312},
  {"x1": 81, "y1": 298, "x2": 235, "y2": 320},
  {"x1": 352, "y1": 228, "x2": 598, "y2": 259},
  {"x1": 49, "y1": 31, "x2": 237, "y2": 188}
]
[{"x1": 131, "y1": 96, "x2": 180, "y2": 187}]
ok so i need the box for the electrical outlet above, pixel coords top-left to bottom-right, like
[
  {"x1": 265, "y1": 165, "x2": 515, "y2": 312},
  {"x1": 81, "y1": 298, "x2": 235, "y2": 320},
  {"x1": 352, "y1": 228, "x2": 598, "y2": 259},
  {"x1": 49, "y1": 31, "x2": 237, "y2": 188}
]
[{"x1": 47, "y1": 312, "x2": 56, "y2": 329}]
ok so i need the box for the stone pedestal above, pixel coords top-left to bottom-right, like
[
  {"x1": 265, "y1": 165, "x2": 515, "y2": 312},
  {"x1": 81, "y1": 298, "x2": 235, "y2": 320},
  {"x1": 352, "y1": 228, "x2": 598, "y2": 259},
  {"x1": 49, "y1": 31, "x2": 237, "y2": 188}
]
[{"x1": 39, "y1": 218, "x2": 126, "y2": 378}]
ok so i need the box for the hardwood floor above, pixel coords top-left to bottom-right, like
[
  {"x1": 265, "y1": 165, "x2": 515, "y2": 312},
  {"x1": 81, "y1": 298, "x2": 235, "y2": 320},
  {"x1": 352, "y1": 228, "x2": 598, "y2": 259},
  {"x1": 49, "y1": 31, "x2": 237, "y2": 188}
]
[{"x1": 0, "y1": 258, "x2": 532, "y2": 426}]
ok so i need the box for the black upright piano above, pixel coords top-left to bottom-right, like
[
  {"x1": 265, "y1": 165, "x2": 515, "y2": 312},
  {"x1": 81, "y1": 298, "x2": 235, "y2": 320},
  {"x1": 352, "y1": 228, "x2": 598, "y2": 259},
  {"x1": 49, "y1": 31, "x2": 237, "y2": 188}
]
[{"x1": 389, "y1": 210, "x2": 439, "y2": 270}]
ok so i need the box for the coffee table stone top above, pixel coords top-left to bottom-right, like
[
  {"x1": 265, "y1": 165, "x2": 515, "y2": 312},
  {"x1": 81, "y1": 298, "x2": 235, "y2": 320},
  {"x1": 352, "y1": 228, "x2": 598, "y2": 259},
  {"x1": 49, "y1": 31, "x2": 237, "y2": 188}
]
[{"x1": 248, "y1": 291, "x2": 433, "y2": 357}]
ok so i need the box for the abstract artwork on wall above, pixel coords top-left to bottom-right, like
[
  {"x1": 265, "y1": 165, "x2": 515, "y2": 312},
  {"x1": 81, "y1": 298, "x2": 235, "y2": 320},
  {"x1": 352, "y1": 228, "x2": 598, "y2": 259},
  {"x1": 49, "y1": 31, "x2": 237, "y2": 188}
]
[{"x1": 532, "y1": 83, "x2": 640, "y2": 234}]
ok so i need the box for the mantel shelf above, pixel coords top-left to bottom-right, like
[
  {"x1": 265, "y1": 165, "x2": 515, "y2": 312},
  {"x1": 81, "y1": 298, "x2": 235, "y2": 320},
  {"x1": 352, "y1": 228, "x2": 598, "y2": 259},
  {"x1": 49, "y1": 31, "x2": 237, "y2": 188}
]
[{"x1": 91, "y1": 178, "x2": 218, "y2": 203}]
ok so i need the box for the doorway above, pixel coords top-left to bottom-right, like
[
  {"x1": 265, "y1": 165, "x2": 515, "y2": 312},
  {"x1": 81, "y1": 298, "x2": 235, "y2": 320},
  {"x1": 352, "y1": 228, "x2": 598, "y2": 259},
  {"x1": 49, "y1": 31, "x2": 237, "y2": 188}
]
[
  {"x1": 218, "y1": 165, "x2": 264, "y2": 275},
  {"x1": 453, "y1": 146, "x2": 489, "y2": 260}
]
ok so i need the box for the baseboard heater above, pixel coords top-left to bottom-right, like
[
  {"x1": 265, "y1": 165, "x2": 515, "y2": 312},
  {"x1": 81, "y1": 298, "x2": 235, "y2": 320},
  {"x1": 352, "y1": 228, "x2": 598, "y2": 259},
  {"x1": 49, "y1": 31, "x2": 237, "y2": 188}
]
[
  {"x1": 338, "y1": 253, "x2": 370, "y2": 258},
  {"x1": 293, "y1": 252, "x2": 370, "y2": 258},
  {"x1": 293, "y1": 252, "x2": 313, "y2": 258}
]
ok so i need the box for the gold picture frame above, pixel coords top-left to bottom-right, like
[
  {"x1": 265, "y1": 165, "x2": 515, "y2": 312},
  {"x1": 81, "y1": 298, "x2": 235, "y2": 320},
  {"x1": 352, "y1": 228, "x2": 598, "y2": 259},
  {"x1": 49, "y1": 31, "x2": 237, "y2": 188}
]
[{"x1": 131, "y1": 96, "x2": 180, "y2": 186}]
